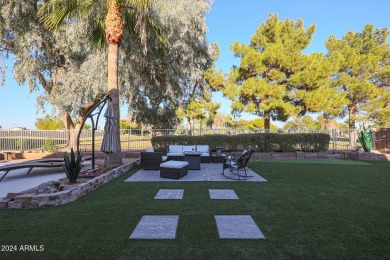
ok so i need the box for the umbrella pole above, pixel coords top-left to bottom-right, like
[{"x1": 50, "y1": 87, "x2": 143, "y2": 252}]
[
  {"x1": 91, "y1": 116, "x2": 95, "y2": 170},
  {"x1": 75, "y1": 95, "x2": 111, "y2": 170}
]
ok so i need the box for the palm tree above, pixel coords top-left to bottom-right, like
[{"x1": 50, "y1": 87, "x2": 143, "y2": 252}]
[{"x1": 38, "y1": 0, "x2": 162, "y2": 167}]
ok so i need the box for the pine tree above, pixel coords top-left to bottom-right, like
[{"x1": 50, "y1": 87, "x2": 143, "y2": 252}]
[
  {"x1": 326, "y1": 24, "x2": 390, "y2": 128},
  {"x1": 226, "y1": 14, "x2": 347, "y2": 130}
]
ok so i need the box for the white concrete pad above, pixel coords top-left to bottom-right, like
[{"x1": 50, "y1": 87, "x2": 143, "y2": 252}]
[
  {"x1": 130, "y1": 215, "x2": 179, "y2": 239},
  {"x1": 154, "y1": 189, "x2": 184, "y2": 199},
  {"x1": 215, "y1": 215, "x2": 265, "y2": 239},
  {"x1": 209, "y1": 189, "x2": 239, "y2": 199}
]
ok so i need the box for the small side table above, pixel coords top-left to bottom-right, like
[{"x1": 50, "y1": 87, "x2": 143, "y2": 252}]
[{"x1": 183, "y1": 151, "x2": 202, "y2": 170}]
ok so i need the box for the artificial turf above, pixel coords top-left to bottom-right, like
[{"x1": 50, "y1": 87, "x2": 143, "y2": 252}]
[{"x1": 0, "y1": 160, "x2": 389, "y2": 259}]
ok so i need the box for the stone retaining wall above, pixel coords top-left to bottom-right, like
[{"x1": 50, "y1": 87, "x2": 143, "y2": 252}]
[
  {"x1": 252, "y1": 150, "x2": 390, "y2": 161},
  {"x1": 0, "y1": 161, "x2": 137, "y2": 209}
]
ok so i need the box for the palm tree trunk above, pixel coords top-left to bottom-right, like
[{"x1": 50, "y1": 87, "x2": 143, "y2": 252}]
[
  {"x1": 105, "y1": 42, "x2": 122, "y2": 167},
  {"x1": 104, "y1": 0, "x2": 123, "y2": 167}
]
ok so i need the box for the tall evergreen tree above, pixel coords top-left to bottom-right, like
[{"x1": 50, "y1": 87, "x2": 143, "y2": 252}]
[
  {"x1": 326, "y1": 24, "x2": 390, "y2": 128},
  {"x1": 226, "y1": 14, "x2": 347, "y2": 130}
]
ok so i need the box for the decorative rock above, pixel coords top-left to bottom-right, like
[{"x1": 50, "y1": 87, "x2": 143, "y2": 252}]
[
  {"x1": 39, "y1": 201, "x2": 58, "y2": 208},
  {"x1": 6, "y1": 193, "x2": 23, "y2": 200},
  {"x1": 0, "y1": 199, "x2": 11, "y2": 208}
]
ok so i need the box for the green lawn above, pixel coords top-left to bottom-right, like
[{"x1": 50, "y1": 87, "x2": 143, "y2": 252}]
[{"x1": 1, "y1": 160, "x2": 389, "y2": 259}]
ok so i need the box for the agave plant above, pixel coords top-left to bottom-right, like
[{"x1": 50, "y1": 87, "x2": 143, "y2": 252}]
[{"x1": 63, "y1": 148, "x2": 83, "y2": 183}]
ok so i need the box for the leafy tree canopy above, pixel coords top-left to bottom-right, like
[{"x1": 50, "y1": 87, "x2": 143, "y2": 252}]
[
  {"x1": 0, "y1": 0, "x2": 214, "y2": 131},
  {"x1": 35, "y1": 115, "x2": 64, "y2": 130},
  {"x1": 120, "y1": 119, "x2": 141, "y2": 130},
  {"x1": 236, "y1": 118, "x2": 277, "y2": 131},
  {"x1": 35, "y1": 115, "x2": 91, "y2": 130}
]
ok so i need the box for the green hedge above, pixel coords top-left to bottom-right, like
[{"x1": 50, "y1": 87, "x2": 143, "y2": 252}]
[{"x1": 151, "y1": 133, "x2": 330, "y2": 152}]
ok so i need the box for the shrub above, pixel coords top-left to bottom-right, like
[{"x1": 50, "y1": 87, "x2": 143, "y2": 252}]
[
  {"x1": 43, "y1": 139, "x2": 57, "y2": 153},
  {"x1": 151, "y1": 133, "x2": 330, "y2": 152}
]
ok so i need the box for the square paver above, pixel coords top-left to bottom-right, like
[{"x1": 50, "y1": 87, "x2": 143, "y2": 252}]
[
  {"x1": 154, "y1": 189, "x2": 184, "y2": 199},
  {"x1": 209, "y1": 189, "x2": 239, "y2": 199},
  {"x1": 215, "y1": 215, "x2": 265, "y2": 239},
  {"x1": 130, "y1": 215, "x2": 179, "y2": 239}
]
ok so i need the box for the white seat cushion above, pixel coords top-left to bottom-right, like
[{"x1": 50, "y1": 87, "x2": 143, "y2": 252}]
[
  {"x1": 200, "y1": 152, "x2": 210, "y2": 157},
  {"x1": 160, "y1": 161, "x2": 188, "y2": 169},
  {"x1": 145, "y1": 148, "x2": 154, "y2": 152},
  {"x1": 183, "y1": 145, "x2": 196, "y2": 152},
  {"x1": 169, "y1": 145, "x2": 183, "y2": 153},
  {"x1": 196, "y1": 145, "x2": 209, "y2": 153},
  {"x1": 167, "y1": 152, "x2": 184, "y2": 157},
  {"x1": 162, "y1": 156, "x2": 168, "y2": 161}
]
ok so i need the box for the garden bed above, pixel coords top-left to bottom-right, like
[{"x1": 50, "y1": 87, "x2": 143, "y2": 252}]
[{"x1": 0, "y1": 161, "x2": 137, "y2": 209}]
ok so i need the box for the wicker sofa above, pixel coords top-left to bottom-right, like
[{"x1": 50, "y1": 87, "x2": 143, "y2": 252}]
[{"x1": 166, "y1": 145, "x2": 211, "y2": 163}]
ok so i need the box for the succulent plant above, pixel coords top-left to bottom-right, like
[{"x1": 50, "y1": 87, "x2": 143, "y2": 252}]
[{"x1": 63, "y1": 148, "x2": 82, "y2": 183}]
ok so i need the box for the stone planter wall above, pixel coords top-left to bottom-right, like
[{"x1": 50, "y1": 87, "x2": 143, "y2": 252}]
[
  {"x1": 251, "y1": 150, "x2": 390, "y2": 161},
  {"x1": 0, "y1": 161, "x2": 137, "y2": 209}
]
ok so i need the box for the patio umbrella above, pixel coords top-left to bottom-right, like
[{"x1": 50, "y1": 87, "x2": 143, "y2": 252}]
[{"x1": 100, "y1": 101, "x2": 121, "y2": 153}]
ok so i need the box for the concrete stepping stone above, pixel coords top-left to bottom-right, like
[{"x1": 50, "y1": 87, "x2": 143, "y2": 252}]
[
  {"x1": 130, "y1": 215, "x2": 179, "y2": 239},
  {"x1": 215, "y1": 215, "x2": 265, "y2": 239},
  {"x1": 209, "y1": 189, "x2": 238, "y2": 199},
  {"x1": 154, "y1": 189, "x2": 184, "y2": 199}
]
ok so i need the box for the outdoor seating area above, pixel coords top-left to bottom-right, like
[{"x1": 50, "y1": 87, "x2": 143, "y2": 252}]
[
  {"x1": 139, "y1": 145, "x2": 255, "y2": 180},
  {"x1": 126, "y1": 162, "x2": 267, "y2": 182}
]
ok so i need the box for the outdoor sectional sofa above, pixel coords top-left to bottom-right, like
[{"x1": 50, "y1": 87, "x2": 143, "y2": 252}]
[
  {"x1": 140, "y1": 145, "x2": 211, "y2": 170},
  {"x1": 166, "y1": 145, "x2": 211, "y2": 163}
]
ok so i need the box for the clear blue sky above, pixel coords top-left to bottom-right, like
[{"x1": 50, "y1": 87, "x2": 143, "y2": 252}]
[{"x1": 1, "y1": 0, "x2": 389, "y2": 129}]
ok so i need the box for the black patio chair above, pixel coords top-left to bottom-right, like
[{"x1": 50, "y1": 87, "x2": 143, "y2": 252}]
[
  {"x1": 227, "y1": 145, "x2": 251, "y2": 161},
  {"x1": 221, "y1": 149, "x2": 254, "y2": 180}
]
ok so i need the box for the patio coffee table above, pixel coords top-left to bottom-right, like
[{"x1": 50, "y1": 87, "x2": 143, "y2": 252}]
[{"x1": 183, "y1": 151, "x2": 202, "y2": 170}]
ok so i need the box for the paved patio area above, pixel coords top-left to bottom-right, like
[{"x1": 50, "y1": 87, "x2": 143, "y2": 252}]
[
  {"x1": 125, "y1": 163, "x2": 268, "y2": 182},
  {"x1": 0, "y1": 158, "x2": 137, "y2": 199},
  {"x1": 0, "y1": 163, "x2": 67, "y2": 199}
]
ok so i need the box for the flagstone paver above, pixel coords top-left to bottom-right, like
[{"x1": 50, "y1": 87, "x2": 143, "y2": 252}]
[
  {"x1": 209, "y1": 189, "x2": 239, "y2": 199},
  {"x1": 154, "y1": 189, "x2": 184, "y2": 199},
  {"x1": 215, "y1": 215, "x2": 265, "y2": 239},
  {"x1": 130, "y1": 215, "x2": 179, "y2": 239}
]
